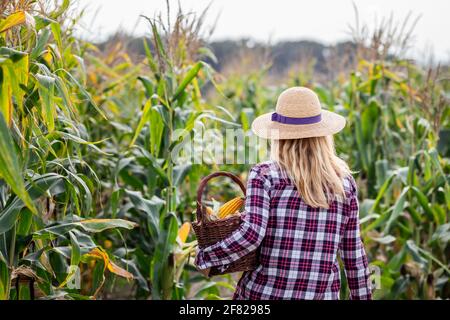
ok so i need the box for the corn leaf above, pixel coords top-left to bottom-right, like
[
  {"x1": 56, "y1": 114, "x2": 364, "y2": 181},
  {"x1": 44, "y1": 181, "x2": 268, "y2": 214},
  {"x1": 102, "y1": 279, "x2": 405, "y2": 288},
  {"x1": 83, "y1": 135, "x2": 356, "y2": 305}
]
[
  {"x1": 151, "y1": 211, "x2": 178, "y2": 299},
  {"x1": 69, "y1": 231, "x2": 81, "y2": 266},
  {"x1": 354, "y1": 113, "x2": 369, "y2": 172},
  {"x1": 0, "y1": 65, "x2": 12, "y2": 125},
  {"x1": 368, "y1": 172, "x2": 397, "y2": 215},
  {"x1": 0, "y1": 48, "x2": 29, "y2": 117},
  {"x1": 83, "y1": 247, "x2": 133, "y2": 280},
  {"x1": 410, "y1": 186, "x2": 437, "y2": 223},
  {"x1": 56, "y1": 69, "x2": 107, "y2": 120},
  {"x1": 33, "y1": 218, "x2": 137, "y2": 239},
  {"x1": 31, "y1": 28, "x2": 51, "y2": 60},
  {"x1": 57, "y1": 231, "x2": 83, "y2": 289},
  {"x1": 172, "y1": 62, "x2": 202, "y2": 102},
  {"x1": 142, "y1": 38, "x2": 158, "y2": 76},
  {"x1": 0, "y1": 173, "x2": 65, "y2": 234},
  {"x1": 79, "y1": 219, "x2": 137, "y2": 233},
  {"x1": 0, "y1": 112, "x2": 37, "y2": 215},
  {"x1": 0, "y1": 260, "x2": 10, "y2": 299},
  {"x1": 370, "y1": 235, "x2": 396, "y2": 244},
  {"x1": 384, "y1": 187, "x2": 409, "y2": 233},
  {"x1": 0, "y1": 11, "x2": 26, "y2": 33},
  {"x1": 129, "y1": 99, "x2": 152, "y2": 147},
  {"x1": 50, "y1": 22, "x2": 63, "y2": 52},
  {"x1": 35, "y1": 73, "x2": 56, "y2": 132}
]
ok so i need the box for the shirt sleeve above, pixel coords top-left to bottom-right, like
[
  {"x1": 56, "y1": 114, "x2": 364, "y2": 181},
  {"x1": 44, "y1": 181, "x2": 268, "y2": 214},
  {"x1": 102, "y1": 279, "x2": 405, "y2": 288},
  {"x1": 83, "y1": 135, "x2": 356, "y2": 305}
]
[
  {"x1": 339, "y1": 176, "x2": 372, "y2": 300},
  {"x1": 195, "y1": 166, "x2": 271, "y2": 270}
]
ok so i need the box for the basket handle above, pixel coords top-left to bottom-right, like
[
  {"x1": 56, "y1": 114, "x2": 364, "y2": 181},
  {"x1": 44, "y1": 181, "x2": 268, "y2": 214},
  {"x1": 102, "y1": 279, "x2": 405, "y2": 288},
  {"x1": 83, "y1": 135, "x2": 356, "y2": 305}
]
[{"x1": 196, "y1": 171, "x2": 246, "y2": 224}]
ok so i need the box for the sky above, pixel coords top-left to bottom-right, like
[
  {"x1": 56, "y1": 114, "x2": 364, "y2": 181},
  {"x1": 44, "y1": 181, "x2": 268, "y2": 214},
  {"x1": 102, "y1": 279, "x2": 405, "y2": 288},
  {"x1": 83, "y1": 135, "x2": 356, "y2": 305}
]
[{"x1": 75, "y1": 0, "x2": 450, "y2": 62}]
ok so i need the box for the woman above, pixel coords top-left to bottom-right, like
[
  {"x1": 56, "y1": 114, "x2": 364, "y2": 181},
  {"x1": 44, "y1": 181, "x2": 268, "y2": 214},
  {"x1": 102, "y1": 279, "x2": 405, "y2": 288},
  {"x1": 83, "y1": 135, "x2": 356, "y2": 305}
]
[{"x1": 195, "y1": 87, "x2": 372, "y2": 300}]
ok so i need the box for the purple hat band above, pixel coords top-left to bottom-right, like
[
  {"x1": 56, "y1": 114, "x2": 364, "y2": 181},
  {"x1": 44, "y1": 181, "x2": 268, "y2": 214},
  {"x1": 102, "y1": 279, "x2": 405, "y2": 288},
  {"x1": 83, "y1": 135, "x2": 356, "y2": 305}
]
[{"x1": 271, "y1": 112, "x2": 322, "y2": 125}]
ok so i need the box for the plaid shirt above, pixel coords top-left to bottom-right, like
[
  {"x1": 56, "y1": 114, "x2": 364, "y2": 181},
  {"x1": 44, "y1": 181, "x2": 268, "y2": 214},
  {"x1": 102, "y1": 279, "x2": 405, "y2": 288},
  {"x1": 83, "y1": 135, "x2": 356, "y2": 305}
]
[{"x1": 195, "y1": 161, "x2": 372, "y2": 300}]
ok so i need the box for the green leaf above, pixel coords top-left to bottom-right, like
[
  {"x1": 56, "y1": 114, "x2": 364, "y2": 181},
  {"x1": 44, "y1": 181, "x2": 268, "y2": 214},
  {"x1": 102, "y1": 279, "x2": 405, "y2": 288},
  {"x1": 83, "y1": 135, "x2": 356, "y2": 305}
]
[
  {"x1": 0, "y1": 112, "x2": 37, "y2": 215},
  {"x1": 431, "y1": 223, "x2": 450, "y2": 246},
  {"x1": 33, "y1": 218, "x2": 137, "y2": 239},
  {"x1": 146, "y1": 17, "x2": 170, "y2": 68},
  {"x1": 129, "y1": 99, "x2": 152, "y2": 147},
  {"x1": 90, "y1": 259, "x2": 105, "y2": 296},
  {"x1": 405, "y1": 240, "x2": 449, "y2": 274},
  {"x1": 55, "y1": 131, "x2": 111, "y2": 156},
  {"x1": 69, "y1": 231, "x2": 81, "y2": 266},
  {"x1": 405, "y1": 240, "x2": 428, "y2": 266},
  {"x1": 410, "y1": 186, "x2": 436, "y2": 223},
  {"x1": 354, "y1": 113, "x2": 369, "y2": 172},
  {"x1": 50, "y1": 22, "x2": 62, "y2": 52},
  {"x1": 125, "y1": 189, "x2": 164, "y2": 242},
  {"x1": 172, "y1": 62, "x2": 203, "y2": 103},
  {"x1": 369, "y1": 173, "x2": 396, "y2": 215},
  {"x1": 361, "y1": 99, "x2": 380, "y2": 141},
  {"x1": 375, "y1": 159, "x2": 389, "y2": 189},
  {"x1": 16, "y1": 208, "x2": 33, "y2": 236},
  {"x1": 150, "y1": 105, "x2": 165, "y2": 156},
  {"x1": 31, "y1": 28, "x2": 51, "y2": 60},
  {"x1": 0, "y1": 173, "x2": 64, "y2": 234},
  {"x1": 0, "y1": 260, "x2": 10, "y2": 299},
  {"x1": 151, "y1": 211, "x2": 178, "y2": 299},
  {"x1": 79, "y1": 219, "x2": 137, "y2": 233},
  {"x1": 204, "y1": 294, "x2": 225, "y2": 300},
  {"x1": 370, "y1": 235, "x2": 396, "y2": 244},
  {"x1": 137, "y1": 76, "x2": 154, "y2": 98},
  {"x1": 56, "y1": 69, "x2": 107, "y2": 120},
  {"x1": 35, "y1": 73, "x2": 56, "y2": 132},
  {"x1": 142, "y1": 38, "x2": 158, "y2": 76},
  {"x1": 118, "y1": 258, "x2": 149, "y2": 292},
  {"x1": 387, "y1": 246, "x2": 407, "y2": 271},
  {"x1": 51, "y1": 0, "x2": 70, "y2": 19},
  {"x1": 132, "y1": 146, "x2": 169, "y2": 184},
  {"x1": 172, "y1": 164, "x2": 191, "y2": 187},
  {"x1": 384, "y1": 186, "x2": 409, "y2": 233},
  {"x1": 34, "y1": 16, "x2": 55, "y2": 31}
]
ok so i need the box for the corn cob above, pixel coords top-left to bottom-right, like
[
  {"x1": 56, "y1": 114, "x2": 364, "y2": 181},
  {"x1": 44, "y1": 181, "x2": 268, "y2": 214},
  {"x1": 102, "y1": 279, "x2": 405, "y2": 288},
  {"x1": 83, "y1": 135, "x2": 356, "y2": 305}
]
[
  {"x1": 218, "y1": 197, "x2": 245, "y2": 219},
  {"x1": 178, "y1": 222, "x2": 191, "y2": 243},
  {"x1": 206, "y1": 206, "x2": 215, "y2": 216}
]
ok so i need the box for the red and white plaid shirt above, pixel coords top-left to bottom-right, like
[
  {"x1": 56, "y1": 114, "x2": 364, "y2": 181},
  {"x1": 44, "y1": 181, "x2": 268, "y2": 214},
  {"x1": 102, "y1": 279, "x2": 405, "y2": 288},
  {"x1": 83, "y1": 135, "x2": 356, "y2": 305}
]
[{"x1": 195, "y1": 161, "x2": 372, "y2": 300}]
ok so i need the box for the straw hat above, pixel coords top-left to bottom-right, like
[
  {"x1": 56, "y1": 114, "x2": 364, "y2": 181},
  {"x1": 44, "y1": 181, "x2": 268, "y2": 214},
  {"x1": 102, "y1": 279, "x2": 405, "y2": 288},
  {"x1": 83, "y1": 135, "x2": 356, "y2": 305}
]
[{"x1": 251, "y1": 87, "x2": 346, "y2": 139}]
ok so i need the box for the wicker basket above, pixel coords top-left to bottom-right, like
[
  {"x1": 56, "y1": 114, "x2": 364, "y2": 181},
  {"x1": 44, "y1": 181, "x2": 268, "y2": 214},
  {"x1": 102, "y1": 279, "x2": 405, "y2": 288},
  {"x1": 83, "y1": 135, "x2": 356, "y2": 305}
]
[{"x1": 192, "y1": 171, "x2": 259, "y2": 276}]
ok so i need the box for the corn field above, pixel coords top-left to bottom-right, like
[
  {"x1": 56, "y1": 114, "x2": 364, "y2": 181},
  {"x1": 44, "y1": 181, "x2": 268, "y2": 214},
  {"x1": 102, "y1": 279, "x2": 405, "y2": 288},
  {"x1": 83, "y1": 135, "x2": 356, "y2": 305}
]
[{"x1": 0, "y1": 0, "x2": 448, "y2": 300}]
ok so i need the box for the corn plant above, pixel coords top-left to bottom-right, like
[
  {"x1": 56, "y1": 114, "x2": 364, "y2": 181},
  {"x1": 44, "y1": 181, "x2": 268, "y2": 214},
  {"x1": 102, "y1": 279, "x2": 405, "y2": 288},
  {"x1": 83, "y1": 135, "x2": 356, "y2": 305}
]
[
  {"x1": 337, "y1": 59, "x2": 449, "y2": 299},
  {"x1": 0, "y1": 1, "x2": 138, "y2": 300},
  {"x1": 0, "y1": 0, "x2": 448, "y2": 300},
  {"x1": 77, "y1": 6, "x2": 243, "y2": 298}
]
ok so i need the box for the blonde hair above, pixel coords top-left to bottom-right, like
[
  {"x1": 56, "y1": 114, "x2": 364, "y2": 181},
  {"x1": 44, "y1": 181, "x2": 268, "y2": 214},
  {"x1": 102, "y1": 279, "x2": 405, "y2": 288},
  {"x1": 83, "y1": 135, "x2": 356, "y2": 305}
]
[{"x1": 270, "y1": 136, "x2": 350, "y2": 209}]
